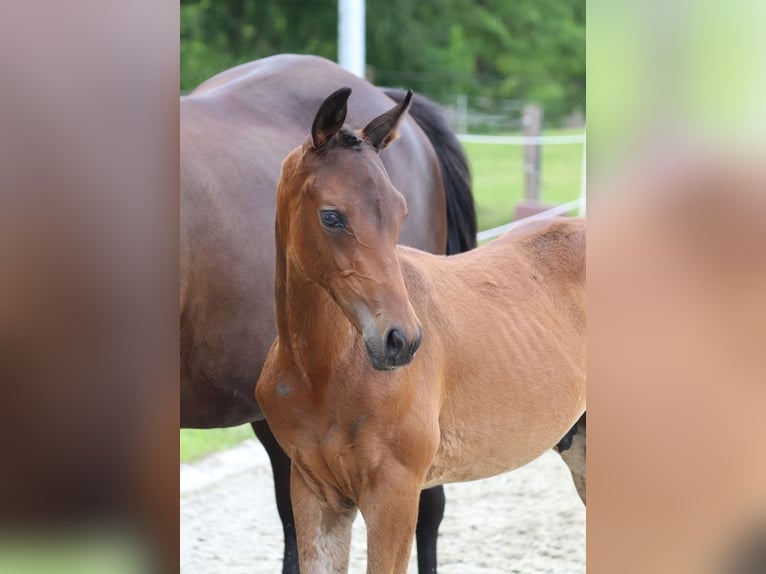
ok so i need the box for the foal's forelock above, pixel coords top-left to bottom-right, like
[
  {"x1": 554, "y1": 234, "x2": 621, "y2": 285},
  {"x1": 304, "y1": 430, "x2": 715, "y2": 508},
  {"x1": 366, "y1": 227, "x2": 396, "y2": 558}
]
[{"x1": 313, "y1": 128, "x2": 364, "y2": 156}]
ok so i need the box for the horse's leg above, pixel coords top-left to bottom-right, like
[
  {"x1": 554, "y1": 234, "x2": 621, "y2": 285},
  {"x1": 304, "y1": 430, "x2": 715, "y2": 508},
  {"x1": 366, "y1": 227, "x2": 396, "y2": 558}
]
[
  {"x1": 252, "y1": 420, "x2": 299, "y2": 574},
  {"x1": 290, "y1": 464, "x2": 356, "y2": 574},
  {"x1": 415, "y1": 486, "x2": 445, "y2": 574},
  {"x1": 554, "y1": 412, "x2": 586, "y2": 504},
  {"x1": 359, "y1": 465, "x2": 422, "y2": 574}
]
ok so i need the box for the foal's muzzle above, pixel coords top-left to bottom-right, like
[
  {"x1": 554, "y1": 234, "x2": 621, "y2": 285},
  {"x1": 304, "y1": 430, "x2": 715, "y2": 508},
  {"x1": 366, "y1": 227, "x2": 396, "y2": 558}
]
[{"x1": 365, "y1": 325, "x2": 423, "y2": 371}]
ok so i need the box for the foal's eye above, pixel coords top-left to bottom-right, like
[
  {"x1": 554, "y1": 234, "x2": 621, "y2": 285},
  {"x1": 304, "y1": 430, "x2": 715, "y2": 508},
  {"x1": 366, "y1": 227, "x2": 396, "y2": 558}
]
[{"x1": 320, "y1": 210, "x2": 346, "y2": 230}]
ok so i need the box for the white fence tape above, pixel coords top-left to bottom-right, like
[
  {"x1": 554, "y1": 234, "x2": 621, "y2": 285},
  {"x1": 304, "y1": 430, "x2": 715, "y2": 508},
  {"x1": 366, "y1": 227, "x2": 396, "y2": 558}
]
[
  {"x1": 476, "y1": 197, "x2": 585, "y2": 243},
  {"x1": 460, "y1": 130, "x2": 587, "y2": 241},
  {"x1": 457, "y1": 133, "x2": 586, "y2": 146}
]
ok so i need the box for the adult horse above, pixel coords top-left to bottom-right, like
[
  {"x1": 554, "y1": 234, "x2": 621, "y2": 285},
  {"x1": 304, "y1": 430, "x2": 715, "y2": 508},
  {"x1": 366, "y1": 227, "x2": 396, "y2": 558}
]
[
  {"x1": 256, "y1": 88, "x2": 586, "y2": 573},
  {"x1": 180, "y1": 54, "x2": 476, "y2": 573}
]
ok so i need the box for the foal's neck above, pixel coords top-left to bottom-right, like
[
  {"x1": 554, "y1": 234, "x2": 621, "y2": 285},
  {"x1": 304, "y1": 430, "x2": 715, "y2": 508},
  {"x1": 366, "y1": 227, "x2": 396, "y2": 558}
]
[{"x1": 274, "y1": 247, "x2": 356, "y2": 388}]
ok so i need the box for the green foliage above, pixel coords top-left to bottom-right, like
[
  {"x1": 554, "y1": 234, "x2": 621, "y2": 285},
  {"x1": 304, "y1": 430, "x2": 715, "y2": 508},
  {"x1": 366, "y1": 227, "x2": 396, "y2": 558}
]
[
  {"x1": 180, "y1": 0, "x2": 584, "y2": 123},
  {"x1": 181, "y1": 0, "x2": 337, "y2": 91}
]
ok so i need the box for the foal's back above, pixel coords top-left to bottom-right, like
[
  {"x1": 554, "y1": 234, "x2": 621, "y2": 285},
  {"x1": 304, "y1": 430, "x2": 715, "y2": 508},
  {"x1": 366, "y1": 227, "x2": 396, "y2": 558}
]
[{"x1": 398, "y1": 218, "x2": 586, "y2": 485}]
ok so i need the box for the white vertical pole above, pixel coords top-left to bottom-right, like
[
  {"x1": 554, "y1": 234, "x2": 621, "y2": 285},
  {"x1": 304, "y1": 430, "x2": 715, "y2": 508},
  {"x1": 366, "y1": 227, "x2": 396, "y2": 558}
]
[{"x1": 338, "y1": 0, "x2": 366, "y2": 78}]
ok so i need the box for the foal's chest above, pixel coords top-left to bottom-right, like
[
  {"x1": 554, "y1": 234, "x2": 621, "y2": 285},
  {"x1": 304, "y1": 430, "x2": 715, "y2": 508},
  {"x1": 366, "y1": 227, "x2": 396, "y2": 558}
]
[{"x1": 285, "y1": 414, "x2": 371, "y2": 505}]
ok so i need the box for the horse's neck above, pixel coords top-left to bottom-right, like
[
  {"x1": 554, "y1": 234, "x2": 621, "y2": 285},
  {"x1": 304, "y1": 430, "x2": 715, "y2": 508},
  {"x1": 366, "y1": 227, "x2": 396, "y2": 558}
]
[{"x1": 274, "y1": 245, "x2": 355, "y2": 388}]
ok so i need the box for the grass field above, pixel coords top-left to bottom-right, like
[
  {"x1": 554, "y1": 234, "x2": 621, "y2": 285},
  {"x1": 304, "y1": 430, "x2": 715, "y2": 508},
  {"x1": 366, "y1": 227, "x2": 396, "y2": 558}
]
[
  {"x1": 465, "y1": 128, "x2": 584, "y2": 231},
  {"x1": 180, "y1": 129, "x2": 584, "y2": 463},
  {"x1": 180, "y1": 425, "x2": 254, "y2": 462}
]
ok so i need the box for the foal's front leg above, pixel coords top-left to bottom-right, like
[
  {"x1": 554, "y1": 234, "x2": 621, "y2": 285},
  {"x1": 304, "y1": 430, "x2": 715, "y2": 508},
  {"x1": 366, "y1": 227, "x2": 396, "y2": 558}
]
[
  {"x1": 291, "y1": 463, "x2": 356, "y2": 574},
  {"x1": 359, "y1": 464, "x2": 423, "y2": 574}
]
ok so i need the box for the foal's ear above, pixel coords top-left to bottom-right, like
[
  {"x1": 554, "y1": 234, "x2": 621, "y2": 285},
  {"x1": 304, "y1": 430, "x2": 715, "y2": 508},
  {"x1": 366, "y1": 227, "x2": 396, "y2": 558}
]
[
  {"x1": 362, "y1": 89, "x2": 413, "y2": 151},
  {"x1": 312, "y1": 87, "x2": 352, "y2": 149}
]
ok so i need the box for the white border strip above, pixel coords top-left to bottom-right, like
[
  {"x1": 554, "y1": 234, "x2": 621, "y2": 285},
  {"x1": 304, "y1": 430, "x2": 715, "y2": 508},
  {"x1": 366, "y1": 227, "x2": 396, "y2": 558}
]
[
  {"x1": 476, "y1": 197, "x2": 585, "y2": 243},
  {"x1": 579, "y1": 139, "x2": 587, "y2": 216},
  {"x1": 457, "y1": 133, "x2": 586, "y2": 146}
]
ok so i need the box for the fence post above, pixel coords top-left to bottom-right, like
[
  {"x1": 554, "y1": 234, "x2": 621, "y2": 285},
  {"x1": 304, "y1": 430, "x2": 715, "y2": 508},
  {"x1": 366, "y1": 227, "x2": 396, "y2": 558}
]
[
  {"x1": 456, "y1": 94, "x2": 468, "y2": 133},
  {"x1": 513, "y1": 103, "x2": 552, "y2": 221},
  {"x1": 522, "y1": 103, "x2": 542, "y2": 201}
]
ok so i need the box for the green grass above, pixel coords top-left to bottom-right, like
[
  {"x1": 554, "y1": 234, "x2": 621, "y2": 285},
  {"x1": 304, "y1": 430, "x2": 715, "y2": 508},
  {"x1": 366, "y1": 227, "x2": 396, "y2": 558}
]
[
  {"x1": 180, "y1": 425, "x2": 254, "y2": 463},
  {"x1": 179, "y1": 128, "x2": 584, "y2": 463},
  {"x1": 465, "y1": 128, "x2": 585, "y2": 231}
]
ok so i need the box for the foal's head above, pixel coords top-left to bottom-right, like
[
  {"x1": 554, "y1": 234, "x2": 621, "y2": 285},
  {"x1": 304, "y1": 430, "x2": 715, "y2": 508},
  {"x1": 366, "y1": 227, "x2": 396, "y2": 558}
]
[{"x1": 277, "y1": 87, "x2": 422, "y2": 371}]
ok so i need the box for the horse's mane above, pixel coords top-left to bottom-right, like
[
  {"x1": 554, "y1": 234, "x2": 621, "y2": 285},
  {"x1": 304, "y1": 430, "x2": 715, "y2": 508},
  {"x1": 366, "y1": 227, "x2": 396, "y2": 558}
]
[{"x1": 382, "y1": 88, "x2": 477, "y2": 255}]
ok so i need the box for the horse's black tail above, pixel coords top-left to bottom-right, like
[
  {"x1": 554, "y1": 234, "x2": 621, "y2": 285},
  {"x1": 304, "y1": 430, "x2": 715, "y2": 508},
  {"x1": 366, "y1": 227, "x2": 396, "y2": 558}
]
[{"x1": 382, "y1": 88, "x2": 477, "y2": 255}]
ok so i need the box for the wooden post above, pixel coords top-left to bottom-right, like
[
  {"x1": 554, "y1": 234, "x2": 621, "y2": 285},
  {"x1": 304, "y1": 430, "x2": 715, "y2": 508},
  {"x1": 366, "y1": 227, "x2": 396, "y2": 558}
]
[
  {"x1": 522, "y1": 103, "x2": 542, "y2": 201},
  {"x1": 456, "y1": 94, "x2": 468, "y2": 133},
  {"x1": 513, "y1": 103, "x2": 552, "y2": 221}
]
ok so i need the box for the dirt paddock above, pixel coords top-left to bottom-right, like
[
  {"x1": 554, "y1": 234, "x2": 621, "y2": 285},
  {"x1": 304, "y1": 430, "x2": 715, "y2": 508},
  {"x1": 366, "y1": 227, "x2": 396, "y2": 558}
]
[{"x1": 181, "y1": 440, "x2": 585, "y2": 573}]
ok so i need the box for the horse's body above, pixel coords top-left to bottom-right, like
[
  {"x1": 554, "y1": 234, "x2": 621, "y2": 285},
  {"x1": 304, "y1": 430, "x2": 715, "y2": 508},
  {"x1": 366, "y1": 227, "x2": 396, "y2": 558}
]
[
  {"x1": 256, "y1": 89, "x2": 585, "y2": 573},
  {"x1": 180, "y1": 54, "x2": 476, "y2": 572},
  {"x1": 181, "y1": 55, "x2": 457, "y2": 427}
]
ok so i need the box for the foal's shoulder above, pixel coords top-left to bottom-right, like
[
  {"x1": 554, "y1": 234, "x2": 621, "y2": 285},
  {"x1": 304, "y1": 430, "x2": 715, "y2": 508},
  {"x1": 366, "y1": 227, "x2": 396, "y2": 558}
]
[
  {"x1": 512, "y1": 217, "x2": 586, "y2": 281},
  {"x1": 397, "y1": 246, "x2": 436, "y2": 290},
  {"x1": 518, "y1": 217, "x2": 585, "y2": 251}
]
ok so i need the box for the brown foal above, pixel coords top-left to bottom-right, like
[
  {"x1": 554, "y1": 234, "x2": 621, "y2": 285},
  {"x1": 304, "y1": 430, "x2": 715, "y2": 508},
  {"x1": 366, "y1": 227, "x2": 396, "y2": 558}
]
[{"x1": 257, "y1": 88, "x2": 586, "y2": 573}]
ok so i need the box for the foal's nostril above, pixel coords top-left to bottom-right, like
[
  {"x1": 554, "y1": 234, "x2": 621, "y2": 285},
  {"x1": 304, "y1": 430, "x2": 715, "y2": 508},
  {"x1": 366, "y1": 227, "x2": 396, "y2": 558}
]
[{"x1": 385, "y1": 328, "x2": 406, "y2": 359}]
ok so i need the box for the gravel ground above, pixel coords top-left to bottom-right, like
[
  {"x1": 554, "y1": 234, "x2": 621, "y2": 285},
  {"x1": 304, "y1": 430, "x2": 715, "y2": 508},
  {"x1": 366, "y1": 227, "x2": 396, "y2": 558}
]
[{"x1": 181, "y1": 440, "x2": 585, "y2": 573}]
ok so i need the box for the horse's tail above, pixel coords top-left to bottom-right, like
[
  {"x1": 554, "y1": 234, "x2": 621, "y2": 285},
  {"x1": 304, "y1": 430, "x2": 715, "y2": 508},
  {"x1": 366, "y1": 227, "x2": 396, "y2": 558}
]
[{"x1": 382, "y1": 88, "x2": 477, "y2": 255}]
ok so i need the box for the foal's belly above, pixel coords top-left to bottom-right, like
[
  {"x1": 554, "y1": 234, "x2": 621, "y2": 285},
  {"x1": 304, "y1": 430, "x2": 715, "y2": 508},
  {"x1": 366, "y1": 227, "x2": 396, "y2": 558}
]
[
  {"x1": 421, "y1": 405, "x2": 585, "y2": 488},
  {"x1": 423, "y1": 442, "x2": 545, "y2": 488}
]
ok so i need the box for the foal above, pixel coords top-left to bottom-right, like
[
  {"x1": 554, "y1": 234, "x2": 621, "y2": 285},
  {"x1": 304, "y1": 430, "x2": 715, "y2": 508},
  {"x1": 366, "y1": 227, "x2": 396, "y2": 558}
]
[{"x1": 257, "y1": 88, "x2": 586, "y2": 573}]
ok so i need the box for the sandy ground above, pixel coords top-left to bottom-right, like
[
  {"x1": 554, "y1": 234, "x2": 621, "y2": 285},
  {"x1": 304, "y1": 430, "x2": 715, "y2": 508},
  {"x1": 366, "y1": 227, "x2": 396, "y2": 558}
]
[{"x1": 181, "y1": 440, "x2": 585, "y2": 573}]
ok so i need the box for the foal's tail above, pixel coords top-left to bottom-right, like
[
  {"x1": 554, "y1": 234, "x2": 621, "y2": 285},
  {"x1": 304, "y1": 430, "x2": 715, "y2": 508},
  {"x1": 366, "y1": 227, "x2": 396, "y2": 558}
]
[{"x1": 382, "y1": 88, "x2": 477, "y2": 255}]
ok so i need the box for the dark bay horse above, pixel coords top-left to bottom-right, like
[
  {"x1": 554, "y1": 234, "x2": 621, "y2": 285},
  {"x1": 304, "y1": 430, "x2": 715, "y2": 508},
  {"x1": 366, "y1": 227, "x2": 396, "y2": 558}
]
[
  {"x1": 256, "y1": 88, "x2": 586, "y2": 573},
  {"x1": 180, "y1": 54, "x2": 476, "y2": 572}
]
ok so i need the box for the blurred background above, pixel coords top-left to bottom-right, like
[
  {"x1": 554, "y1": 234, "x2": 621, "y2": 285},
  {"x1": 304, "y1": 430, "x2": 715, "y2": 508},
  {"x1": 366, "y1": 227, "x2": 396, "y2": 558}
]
[
  {"x1": 181, "y1": 0, "x2": 585, "y2": 229},
  {"x1": 180, "y1": 0, "x2": 584, "y2": 125}
]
